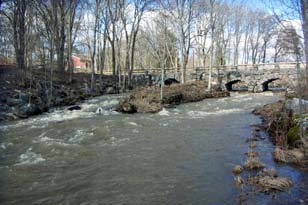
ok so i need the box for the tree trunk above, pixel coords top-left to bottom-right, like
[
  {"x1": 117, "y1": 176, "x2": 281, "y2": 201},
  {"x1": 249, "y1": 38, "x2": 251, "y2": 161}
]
[
  {"x1": 57, "y1": 5, "x2": 66, "y2": 75},
  {"x1": 301, "y1": 0, "x2": 308, "y2": 94},
  {"x1": 129, "y1": 32, "x2": 138, "y2": 87},
  {"x1": 13, "y1": 0, "x2": 27, "y2": 72},
  {"x1": 99, "y1": 29, "x2": 107, "y2": 85}
]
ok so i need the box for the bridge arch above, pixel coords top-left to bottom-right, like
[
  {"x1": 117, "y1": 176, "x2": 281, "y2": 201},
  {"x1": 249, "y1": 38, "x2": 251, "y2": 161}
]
[
  {"x1": 199, "y1": 72, "x2": 206, "y2": 80},
  {"x1": 261, "y1": 78, "x2": 280, "y2": 91},
  {"x1": 225, "y1": 80, "x2": 241, "y2": 91}
]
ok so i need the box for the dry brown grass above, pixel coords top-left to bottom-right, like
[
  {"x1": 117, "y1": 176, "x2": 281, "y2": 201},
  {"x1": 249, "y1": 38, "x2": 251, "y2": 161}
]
[
  {"x1": 248, "y1": 168, "x2": 292, "y2": 193},
  {"x1": 244, "y1": 158, "x2": 265, "y2": 170},
  {"x1": 245, "y1": 151, "x2": 259, "y2": 157},
  {"x1": 117, "y1": 81, "x2": 230, "y2": 113}
]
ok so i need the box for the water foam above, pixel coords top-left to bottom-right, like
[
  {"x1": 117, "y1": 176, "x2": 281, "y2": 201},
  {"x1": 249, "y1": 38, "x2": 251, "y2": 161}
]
[
  {"x1": 16, "y1": 148, "x2": 45, "y2": 165},
  {"x1": 99, "y1": 137, "x2": 130, "y2": 147},
  {"x1": 127, "y1": 121, "x2": 138, "y2": 126},
  {"x1": 68, "y1": 129, "x2": 88, "y2": 144},
  {"x1": 188, "y1": 108, "x2": 244, "y2": 118},
  {"x1": 0, "y1": 97, "x2": 121, "y2": 130},
  {"x1": 158, "y1": 108, "x2": 170, "y2": 116}
]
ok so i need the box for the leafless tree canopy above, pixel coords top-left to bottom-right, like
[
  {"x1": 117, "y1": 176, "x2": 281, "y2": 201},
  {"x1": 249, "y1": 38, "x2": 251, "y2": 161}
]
[{"x1": 0, "y1": 0, "x2": 307, "y2": 89}]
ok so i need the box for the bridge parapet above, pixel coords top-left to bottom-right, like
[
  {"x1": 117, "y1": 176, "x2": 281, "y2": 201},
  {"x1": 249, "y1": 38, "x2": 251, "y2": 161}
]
[{"x1": 129, "y1": 62, "x2": 305, "y2": 92}]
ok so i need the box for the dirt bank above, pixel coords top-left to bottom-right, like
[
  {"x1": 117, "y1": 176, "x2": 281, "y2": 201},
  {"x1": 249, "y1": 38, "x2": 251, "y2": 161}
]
[{"x1": 116, "y1": 81, "x2": 230, "y2": 113}]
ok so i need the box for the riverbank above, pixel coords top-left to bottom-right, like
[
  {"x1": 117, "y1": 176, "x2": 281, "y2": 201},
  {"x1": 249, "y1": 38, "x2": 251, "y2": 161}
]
[
  {"x1": 0, "y1": 66, "x2": 119, "y2": 122},
  {"x1": 252, "y1": 96, "x2": 308, "y2": 169},
  {"x1": 116, "y1": 81, "x2": 230, "y2": 113}
]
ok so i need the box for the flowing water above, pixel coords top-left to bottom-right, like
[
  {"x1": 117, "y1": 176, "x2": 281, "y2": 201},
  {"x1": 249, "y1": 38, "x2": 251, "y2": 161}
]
[{"x1": 0, "y1": 93, "x2": 307, "y2": 205}]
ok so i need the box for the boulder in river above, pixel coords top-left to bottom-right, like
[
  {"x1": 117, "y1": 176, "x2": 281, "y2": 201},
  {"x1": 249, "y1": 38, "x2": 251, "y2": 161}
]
[
  {"x1": 67, "y1": 105, "x2": 82, "y2": 111},
  {"x1": 15, "y1": 103, "x2": 42, "y2": 118},
  {"x1": 120, "y1": 101, "x2": 137, "y2": 113},
  {"x1": 232, "y1": 165, "x2": 244, "y2": 175}
]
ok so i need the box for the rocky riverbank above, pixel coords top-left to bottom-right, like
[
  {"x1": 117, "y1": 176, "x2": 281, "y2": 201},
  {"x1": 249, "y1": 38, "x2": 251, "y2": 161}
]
[
  {"x1": 116, "y1": 81, "x2": 230, "y2": 113},
  {"x1": 0, "y1": 66, "x2": 119, "y2": 122},
  {"x1": 252, "y1": 97, "x2": 308, "y2": 169}
]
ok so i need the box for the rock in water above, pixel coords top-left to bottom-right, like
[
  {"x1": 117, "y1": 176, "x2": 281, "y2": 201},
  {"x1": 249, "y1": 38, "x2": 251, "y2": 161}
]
[
  {"x1": 67, "y1": 105, "x2": 81, "y2": 111},
  {"x1": 121, "y1": 102, "x2": 137, "y2": 113},
  {"x1": 96, "y1": 107, "x2": 103, "y2": 114},
  {"x1": 232, "y1": 165, "x2": 244, "y2": 175},
  {"x1": 234, "y1": 176, "x2": 244, "y2": 189},
  {"x1": 16, "y1": 103, "x2": 42, "y2": 118}
]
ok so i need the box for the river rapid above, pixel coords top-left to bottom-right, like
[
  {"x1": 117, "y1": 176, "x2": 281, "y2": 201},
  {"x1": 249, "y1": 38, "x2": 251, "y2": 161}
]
[{"x1": 0, "y1": 92, "x2": 307, "y2": 205}]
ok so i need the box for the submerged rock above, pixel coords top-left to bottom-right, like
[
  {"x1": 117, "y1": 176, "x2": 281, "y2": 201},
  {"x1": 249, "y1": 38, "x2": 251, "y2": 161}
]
[
  {"x1": 232, "y1": 165, "x2": 244, "y2": 175},
  {"x1": 234, "y1": 176, "x2": 244, "y2": 189}
]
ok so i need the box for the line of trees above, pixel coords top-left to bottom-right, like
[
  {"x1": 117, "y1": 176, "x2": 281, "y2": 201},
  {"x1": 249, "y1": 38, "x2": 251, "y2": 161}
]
[{"x1": 0, "y1": 0, "x2": 307, "y2": 89}]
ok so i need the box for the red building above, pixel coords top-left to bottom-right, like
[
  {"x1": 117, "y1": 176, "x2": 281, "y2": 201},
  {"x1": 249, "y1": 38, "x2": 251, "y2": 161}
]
[{"x1": 70, "y1": 55, "x2": 91, "y2": 72}]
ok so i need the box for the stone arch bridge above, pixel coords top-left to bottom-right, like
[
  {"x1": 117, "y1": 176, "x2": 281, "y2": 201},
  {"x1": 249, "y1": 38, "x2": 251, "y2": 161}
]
[
  {"x1": 195, "y1": 62, "x2": 304, "y2": 92},
  {"x1": 133, "y1": 62, "x2": 304, "y2": 92}
]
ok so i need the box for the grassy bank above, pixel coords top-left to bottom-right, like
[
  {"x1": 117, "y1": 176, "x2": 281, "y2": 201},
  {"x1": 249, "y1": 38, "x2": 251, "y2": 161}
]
[{"x1": 252, "y1": 98, "x2": 308, "y2": 169}]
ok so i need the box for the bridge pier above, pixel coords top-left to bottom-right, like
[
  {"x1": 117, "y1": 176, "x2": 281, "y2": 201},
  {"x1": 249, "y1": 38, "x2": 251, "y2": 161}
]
[{"x1": 249, "y1": 84, "x2": 263, "y2": 93}]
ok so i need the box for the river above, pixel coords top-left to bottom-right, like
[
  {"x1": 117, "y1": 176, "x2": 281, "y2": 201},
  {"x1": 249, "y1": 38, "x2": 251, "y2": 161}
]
[{"x1": 0, "y1": 92, "x2": 307, "y2": 205}]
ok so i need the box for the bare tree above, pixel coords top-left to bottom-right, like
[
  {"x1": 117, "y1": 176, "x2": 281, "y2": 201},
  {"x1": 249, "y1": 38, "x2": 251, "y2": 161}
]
[
  {"x1": 300, "y1": 0, "x2": 308, "y2": 93},
  {"x1": 161, "y1": 0, "x2": 197, "y2": 84},
  {"x1": 1, "y1": 0, "x2": 27, "y2": 71},
  {"x1": 121, "y1": 0, "x2": 151, "y2": 88},
  {"x1": 90, "y1": 0, "x2": 102, "y2": 92},
  {"x1": 106, "y1": 0, "x2": 122, "y2": 77},
  {"x1": 67, "y1": 0, "x2": 82, "y2": 83}
]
